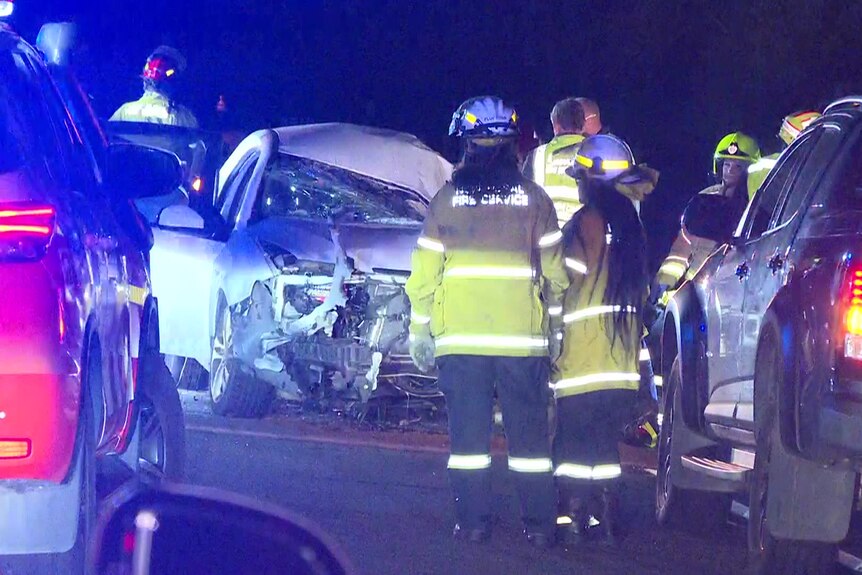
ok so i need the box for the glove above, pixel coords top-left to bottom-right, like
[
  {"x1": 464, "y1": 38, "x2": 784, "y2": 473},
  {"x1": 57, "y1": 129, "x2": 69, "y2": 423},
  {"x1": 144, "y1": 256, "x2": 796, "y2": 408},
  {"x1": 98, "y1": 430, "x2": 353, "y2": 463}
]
[{"x1": 409, "y1": 329, "x2": 436, "y2": 373}]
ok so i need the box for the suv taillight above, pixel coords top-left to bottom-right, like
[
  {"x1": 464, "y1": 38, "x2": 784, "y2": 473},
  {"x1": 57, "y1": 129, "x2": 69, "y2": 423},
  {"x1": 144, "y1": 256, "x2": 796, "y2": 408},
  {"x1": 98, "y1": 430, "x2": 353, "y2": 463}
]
[
  {"x1": 843, "y1": 266, "x2": 862, "y2": 360},
  {"x1": 0, "y1": 202, "x2": 56, "y2": 261}
]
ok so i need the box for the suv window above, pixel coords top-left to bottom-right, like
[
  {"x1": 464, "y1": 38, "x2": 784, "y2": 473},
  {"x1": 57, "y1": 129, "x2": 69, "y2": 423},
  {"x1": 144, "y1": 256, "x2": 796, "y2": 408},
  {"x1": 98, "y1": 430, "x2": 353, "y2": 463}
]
[
  {"x1": 821, "y1": 125, "x2": 862, "y2": 210},
  {"x1": 740, "y1": 131, "x2": 818, "y2": 240},
  {"x1": 773, "y1": 125, "x2": 843, "y2": 228}
]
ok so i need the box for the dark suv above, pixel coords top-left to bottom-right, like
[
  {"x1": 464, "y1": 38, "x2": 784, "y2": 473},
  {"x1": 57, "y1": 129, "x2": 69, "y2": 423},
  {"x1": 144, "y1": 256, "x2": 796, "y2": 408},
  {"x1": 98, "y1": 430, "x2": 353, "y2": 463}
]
[{"x1": 656, "y1": 96, "x2": 862, "y2": 573}]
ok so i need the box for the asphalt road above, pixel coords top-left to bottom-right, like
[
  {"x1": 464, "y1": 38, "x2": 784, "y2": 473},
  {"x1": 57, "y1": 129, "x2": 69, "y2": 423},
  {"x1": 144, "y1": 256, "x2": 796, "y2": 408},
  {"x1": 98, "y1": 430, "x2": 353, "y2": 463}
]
[{"x1": 182, "y1": 407, "x2": 754, "y2": 575}]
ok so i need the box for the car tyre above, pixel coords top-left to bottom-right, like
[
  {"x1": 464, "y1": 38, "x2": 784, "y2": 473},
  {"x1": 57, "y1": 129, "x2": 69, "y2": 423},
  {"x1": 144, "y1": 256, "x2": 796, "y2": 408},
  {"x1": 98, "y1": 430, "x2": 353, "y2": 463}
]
[
  {"x1": 748, "y1": 335, "x2": 837, "y2": 575},
  {"x1": 209, "y1": 303, "x2": 274, "y2": 418},
  {"x1": 655, "y1": 355, "x2": 729, "y2": 533},
  {"x1": 137, "y1": 355, "x2": 187, "y2": 481}
]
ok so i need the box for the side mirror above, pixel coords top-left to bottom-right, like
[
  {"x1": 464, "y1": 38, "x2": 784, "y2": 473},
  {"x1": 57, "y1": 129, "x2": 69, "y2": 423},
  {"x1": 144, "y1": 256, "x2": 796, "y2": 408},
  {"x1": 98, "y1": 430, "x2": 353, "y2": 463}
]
[
  {"x1": 92, "y1": 483, "x2": 351, "y2": 575},
  {"x1": 106, "y1": 143, "x2": 183, "y2": 200},
  {"x1": 36, "y1": 22, "x2": 77, "y2": 66},
  {"x1": 157, "y1": 204, "x2": 205, "y2": 230},
  {"x1": 681, "y1": 194, "x2": 743, "y2": 245}
]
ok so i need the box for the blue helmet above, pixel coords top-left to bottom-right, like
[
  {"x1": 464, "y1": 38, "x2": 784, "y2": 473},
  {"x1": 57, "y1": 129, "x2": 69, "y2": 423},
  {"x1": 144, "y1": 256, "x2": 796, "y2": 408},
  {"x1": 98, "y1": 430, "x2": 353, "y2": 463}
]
[
  {"x1": 568, "y1": 134, "x2": 636, "y2": 182},
  {"x1": 449, "y1": 96, "x2": 519, "y2": 139}
]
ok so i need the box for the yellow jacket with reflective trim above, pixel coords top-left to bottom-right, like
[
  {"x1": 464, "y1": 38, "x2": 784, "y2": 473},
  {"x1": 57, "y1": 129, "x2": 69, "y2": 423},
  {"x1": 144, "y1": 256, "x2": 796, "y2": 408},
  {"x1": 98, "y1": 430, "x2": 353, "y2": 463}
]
[
  {"x1": 110, "y1": 90, "x2": 199, "y2": 129},
  {"x1": 405, "y1": 178, "x2": 569, "y2": 358},
  {"x1": 552, "y1": 208, "x2": 643, "y2": 398},
  {"x1": 747, "y1": 153, "x2": 779, "y2": 200},
  {"x1": 656, "y1": 184, "x2": 735, "y2": 289},
  {"x1": 522, "y1": 134, "x2": 586, "y2": 228}
]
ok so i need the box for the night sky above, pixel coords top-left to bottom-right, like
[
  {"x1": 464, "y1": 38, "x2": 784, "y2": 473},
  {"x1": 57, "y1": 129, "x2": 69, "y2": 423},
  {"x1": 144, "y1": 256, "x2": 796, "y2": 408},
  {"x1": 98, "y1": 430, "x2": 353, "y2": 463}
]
[{"x1": 12, "y1": 0, "x2": 862, "y2": 266}]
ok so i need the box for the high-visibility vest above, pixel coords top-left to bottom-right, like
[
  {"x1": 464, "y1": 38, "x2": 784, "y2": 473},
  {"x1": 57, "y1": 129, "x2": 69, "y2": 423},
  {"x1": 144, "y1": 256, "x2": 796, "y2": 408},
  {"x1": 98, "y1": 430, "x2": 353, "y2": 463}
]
[
  {"x1": 406, "y1": 179, "x2": 569, "y2": 358},
  {"x1": 747, "y1": 153, "x2": 779, "y2": 200},
  {"x1": 527, "y1": 134, "x2": 586, "y2": 228},
  {"x1": 110, "y1": 90, "x2": 199, "y2": 129},
  {"x1": 551, "y1": 207, "x2": 643, "y2": 399}
]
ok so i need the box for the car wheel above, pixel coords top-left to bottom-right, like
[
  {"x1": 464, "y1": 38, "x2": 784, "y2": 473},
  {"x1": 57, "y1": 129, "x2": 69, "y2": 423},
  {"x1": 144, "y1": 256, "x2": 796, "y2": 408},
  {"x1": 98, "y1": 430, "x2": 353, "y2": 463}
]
[
  {"x1": 209, "y1": 302, "x2": 274, "y2": 418},
  {"x1": 137, "y1": 356, "x2": 187, "y2": 482},
  {"x1": 655, "y1": 355, "x2": 729, "y2": 532},
  {"x1": 748, "y1": 337, "x2": 837, "y2": 575}
]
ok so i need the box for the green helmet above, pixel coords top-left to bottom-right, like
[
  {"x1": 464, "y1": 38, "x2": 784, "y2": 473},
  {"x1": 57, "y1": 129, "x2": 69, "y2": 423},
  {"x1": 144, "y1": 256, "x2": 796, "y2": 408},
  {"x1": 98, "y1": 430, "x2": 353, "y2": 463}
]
[{"x1": 713, "y1": 132, "x2": 760, "y2": 175}]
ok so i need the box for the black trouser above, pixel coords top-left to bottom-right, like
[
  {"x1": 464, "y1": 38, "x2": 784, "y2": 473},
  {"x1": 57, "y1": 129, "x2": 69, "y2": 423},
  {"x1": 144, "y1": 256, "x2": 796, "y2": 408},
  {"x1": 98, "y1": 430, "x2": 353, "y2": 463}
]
[
  {"x1": 437, "y1": 355, "x2": 556, "y2": 535},
  {"x1": 554, "y1": 390, "x2": 636, "y2": 511}
]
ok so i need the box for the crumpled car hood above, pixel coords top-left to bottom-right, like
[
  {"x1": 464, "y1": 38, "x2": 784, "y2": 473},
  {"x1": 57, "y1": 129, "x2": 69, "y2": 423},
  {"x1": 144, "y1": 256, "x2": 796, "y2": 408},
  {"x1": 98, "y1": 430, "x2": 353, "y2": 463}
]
[{"x1": 249, "y1": 217, "x2": 421, "y2": 273}]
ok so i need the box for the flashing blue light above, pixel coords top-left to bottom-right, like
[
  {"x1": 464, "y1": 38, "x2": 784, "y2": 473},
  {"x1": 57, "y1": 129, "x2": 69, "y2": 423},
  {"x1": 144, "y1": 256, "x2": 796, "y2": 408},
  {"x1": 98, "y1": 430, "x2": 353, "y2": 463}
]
[{"x1": 0, "y1": 1, "x2": 13, "y2": 18}]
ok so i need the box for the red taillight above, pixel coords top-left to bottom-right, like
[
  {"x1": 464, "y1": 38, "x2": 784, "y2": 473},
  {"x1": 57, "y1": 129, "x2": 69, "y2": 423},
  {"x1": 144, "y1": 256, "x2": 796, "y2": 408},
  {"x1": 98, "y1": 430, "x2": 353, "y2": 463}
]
[
  {"x1": 0, "y1": 439, "x2": 31, "y2": 459},
  {"x1": 0, "y1": 202, "x2": 56, "y2": 261},
  {"x1": 843, "y1": 267, "x2": 862, "y2": 360}
]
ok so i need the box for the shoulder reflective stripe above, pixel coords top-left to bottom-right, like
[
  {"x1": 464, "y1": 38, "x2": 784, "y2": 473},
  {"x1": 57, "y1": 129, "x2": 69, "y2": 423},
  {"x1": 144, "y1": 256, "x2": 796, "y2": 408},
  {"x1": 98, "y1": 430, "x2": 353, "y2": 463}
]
[
  {"x1": 538, "y1": 230, "x2": 563, "y2": 248},
  {"x1": 554, "y1": 463, "x2": 623, "y2": 480},
  {"x1": 639, "y1": 347, "x2": 651, "y2": 362},
  {"x1": 435, "y1": 335, "x2": 548, "y2": 349},
  {"x1": 445, "y1": 266, "x2": 535, "y2": 279},
  {"x1": 417, "y1": 236, "x2": 445, "y2": 253},
  {"x1": 658, "y1": 261, "x2": 687, "y2": 279},
  {"x1": 448, "y1": 454, "x2": 492, "y2": 470},
  {"x1": 563, "y1": 305, "x2": 636, "y2": 324},
  {"x1": 508, "y1": 457, "x2": 553, "y2": 473},
  {"x1": 533, "y1": 145, "x2": 547, "y2": 186},
  {"x1": 565, "y1": 258, "x2": 588, "y2": 274},
  {"x1": 552, "y1": 372, "x2": 641, "y2": 393},
  {"x1": 543, "y1": 186, "x2": 580, "y2": 201},
  {"x1": 411, "y1": 312, "x2": 431, "y2": 325},
  {"x1": 548, "y1": 305, "x2": 563, "y2": 317},
  {"x1": 747, "y1": 157, "x2": 778, "y2": 174}
]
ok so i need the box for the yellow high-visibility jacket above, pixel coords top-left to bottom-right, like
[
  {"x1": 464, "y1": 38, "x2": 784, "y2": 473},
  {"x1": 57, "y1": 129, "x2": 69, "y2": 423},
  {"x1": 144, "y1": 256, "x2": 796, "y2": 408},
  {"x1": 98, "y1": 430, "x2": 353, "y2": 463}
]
[
  {"x1": 405, "y1": 178, "x2": 569, "y2": 358},
  {"x1": 110, "y1": 90, "x2": 199, "y2": 129},
  {"x1": 551, "y1": 207, "x2": 643, "y2": 399},
  {"x1": 656, "y1": 184, "x2": 733, "y2": 289},
  {"x1": 522, "y1": 134, "x2": 586, "y2": 228},
  {"x1": 747, "y1": 153, "x2": 779, "y2": 200}
]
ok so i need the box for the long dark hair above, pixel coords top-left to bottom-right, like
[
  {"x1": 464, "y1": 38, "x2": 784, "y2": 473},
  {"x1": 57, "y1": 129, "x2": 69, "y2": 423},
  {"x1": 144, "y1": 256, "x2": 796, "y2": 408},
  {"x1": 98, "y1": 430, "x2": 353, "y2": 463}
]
[
  {"x1": 451, "y1": 139, "x2": 521, "y2": 195},
  {"x1": 570, "y1": 177, "x2": 648, "y2": 353}
]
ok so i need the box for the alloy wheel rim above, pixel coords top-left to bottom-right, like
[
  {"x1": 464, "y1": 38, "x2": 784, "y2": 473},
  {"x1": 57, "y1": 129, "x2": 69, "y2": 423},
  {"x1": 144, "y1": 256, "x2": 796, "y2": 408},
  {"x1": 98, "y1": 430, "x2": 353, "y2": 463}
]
[{"x1": 210, "y1": 308, "x2": 232, "y2": 401}]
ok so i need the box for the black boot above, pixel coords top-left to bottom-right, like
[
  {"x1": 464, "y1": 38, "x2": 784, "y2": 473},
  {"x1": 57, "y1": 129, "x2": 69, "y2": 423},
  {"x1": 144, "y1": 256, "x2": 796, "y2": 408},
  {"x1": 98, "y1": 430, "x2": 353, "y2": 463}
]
[
  {"x1": 558, "y1": 499, "x2": 587, "y2": 547},
  {"x1": 600, "y1": 488, "x2": 619, "y2": 546}
]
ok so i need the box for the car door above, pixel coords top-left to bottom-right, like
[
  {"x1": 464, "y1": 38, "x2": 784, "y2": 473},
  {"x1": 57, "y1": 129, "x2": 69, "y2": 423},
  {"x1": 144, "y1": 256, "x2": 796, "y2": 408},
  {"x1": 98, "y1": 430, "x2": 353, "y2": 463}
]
[
  {"x1": 151, "y1": 150, "x2": 259, "y2": 369},
  {"x1": 736, "y1": 124, "x2": 845, "y2": 430}
]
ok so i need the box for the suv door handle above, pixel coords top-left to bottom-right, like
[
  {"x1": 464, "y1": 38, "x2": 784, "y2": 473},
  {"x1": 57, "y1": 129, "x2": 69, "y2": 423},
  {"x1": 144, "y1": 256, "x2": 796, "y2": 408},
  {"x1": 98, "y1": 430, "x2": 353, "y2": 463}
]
[
  {"x1": 735, "y1": 262, "x2": 750, "y2": 280},
  {"x1": 768, "y1": 253, "x2": 784, "y2": 274}
]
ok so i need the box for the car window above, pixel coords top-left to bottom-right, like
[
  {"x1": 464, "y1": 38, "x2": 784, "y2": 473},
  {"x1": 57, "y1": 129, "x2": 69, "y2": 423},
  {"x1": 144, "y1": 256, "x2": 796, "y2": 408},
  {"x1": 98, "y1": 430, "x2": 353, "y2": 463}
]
[
  {"x1": 739, "y1": 131, "x2": 818, "y2": 240},
  {"x1": 773, "y1": 125, "x2": 843, "y2": 228},
  {"x1": 221, "y1": 154, "x2": 259, "y2": 225},
  {"x1": 252, "y1": 154, "x2": 427, "y2": 223},
  {"x1": 819, "y1": 125, "x2": 862, "y2": 211}
]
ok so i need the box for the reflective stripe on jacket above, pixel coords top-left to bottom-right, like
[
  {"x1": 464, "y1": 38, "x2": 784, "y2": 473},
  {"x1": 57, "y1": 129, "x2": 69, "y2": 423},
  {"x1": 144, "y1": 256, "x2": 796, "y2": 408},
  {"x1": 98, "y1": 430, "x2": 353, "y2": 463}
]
[
  {"x1": 551, "y1": 207, "x2": 643, "y2": 399},
  {"x1": 523, "y1": 134, "x2": 586, "y2": 228},
  {"x1": 405, "y1": 178, "x2": 569, "y2": 358},
  {"x1": 110, "y1": 90, "x2": 199, "y2": 129}
]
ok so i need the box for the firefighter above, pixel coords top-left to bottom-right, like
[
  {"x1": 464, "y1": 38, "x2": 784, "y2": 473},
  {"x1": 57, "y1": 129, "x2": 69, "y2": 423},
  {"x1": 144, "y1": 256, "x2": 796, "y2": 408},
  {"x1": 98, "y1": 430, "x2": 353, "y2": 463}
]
[
  {"x1": 522, "y1": 97, "x2": 587, "y2": 228},
  {"x1": 654, "y1": 132, "x2": 759, "y2": 301},
  {"x1": 551, "y1": 134, "x2": 654, "y2": 545},
  {"x1": 747, "y1": 110, "x2": 821, "y2": 199},
  {"x1": 110, "y1": 46, "x2": 198, "y2": 128},
  {"x1": 406, "y1": 95, "x2": 569, "y2": 548}
]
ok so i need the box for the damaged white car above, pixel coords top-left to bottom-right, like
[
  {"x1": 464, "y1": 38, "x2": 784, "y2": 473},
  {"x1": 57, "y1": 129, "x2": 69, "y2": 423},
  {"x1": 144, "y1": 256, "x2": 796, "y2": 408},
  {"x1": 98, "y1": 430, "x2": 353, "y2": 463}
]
[{"x1": 151, "y1": 124, "x2": 452, "y2": 417}]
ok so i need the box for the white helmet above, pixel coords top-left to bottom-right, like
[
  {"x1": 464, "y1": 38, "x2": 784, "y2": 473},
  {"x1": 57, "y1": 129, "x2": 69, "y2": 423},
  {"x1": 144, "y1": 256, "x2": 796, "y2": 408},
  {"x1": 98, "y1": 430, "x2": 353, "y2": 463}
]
[
  {"x1": 568, "y1": 134, "x2": 636, "y2": 182},
  {"x1": 449, "y1": 96, "x2": 519, "y2": 139}
]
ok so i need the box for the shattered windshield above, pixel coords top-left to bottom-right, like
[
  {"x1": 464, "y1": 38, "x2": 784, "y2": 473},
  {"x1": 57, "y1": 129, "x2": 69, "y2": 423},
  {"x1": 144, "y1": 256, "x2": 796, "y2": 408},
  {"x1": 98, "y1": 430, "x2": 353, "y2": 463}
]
[{"x1": 253, "y1": 153, "x2": 427, "y2": 223}]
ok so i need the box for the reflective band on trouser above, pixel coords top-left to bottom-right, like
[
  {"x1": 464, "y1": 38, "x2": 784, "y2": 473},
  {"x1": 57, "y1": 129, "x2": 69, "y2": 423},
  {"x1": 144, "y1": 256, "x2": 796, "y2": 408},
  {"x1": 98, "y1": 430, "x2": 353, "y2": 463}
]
[
  {"x1": 538, "y1": 230, "x2": 563, "y2": 248},
  {"x1": 417, "y1": 236, "x2": 445, "y2": 253},
  {"x1": 563, "y1": 305, "x2": 636, "y2": 324},
  {"x1": 548, "y1": 305, "x2": 563, "y2": 317},
  {"x1": 436, "y1": 335, "x2": 548, "y2": 350},
  {"x1": 448, "y1": 454, "x2": 492, "y2": 470},
  {"x1": 551, "y1": 372, "x2": 641, "y2": 396},
  {"x1": 508, "y1": 456, "x2": 553, "y2": 473},
  {"x1": 639, "y1": 347, "x2": 651, "y2": 362},
  {"x1": 565, "y1": 258, "x2": 587, "y2": 275},
  {"x1": 445, "y1": 266, "x2": 535, "y2": 279},
  {"x1": 411, "y1": 312, "x2": 431, "y2": 325},
  {"x1": 554, "y1": 463, "x2": 622, "y2": 480}
]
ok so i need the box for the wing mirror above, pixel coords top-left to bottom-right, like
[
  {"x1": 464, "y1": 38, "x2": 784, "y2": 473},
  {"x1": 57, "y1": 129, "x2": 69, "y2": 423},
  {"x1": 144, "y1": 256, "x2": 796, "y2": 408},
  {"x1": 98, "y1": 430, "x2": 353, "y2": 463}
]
[
  {"x1": 681, "y1": 193, "x2": 744, "y2": 245},
  {"x1": 157, "y1": 205, "x2": 205, "y2": 230},
  {"x1": 106, "y1": 143, "x2": 184, "y2": 200},
  {"x1": 92, "y1": 483, "x2": 351, "y2": 575}
]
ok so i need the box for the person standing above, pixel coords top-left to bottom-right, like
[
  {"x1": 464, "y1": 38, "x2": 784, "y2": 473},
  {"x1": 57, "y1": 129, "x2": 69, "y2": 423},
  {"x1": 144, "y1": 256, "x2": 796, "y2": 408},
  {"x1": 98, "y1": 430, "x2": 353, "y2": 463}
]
[
  {"x1": 575, "y1": 98, "x2": 605, "y2": 136},
  {"x1": 551, "y1": 135, "x2": 654, "y2": 544},
  {"x1": 523, "y1": 97, "x2": 587, "y2": 227},
  {"x1": 406, "y1": 95, "x2": 569, "y2": 548},
  {"x1": 110, "y1": 46, "x2": 198, "y2": 128}
]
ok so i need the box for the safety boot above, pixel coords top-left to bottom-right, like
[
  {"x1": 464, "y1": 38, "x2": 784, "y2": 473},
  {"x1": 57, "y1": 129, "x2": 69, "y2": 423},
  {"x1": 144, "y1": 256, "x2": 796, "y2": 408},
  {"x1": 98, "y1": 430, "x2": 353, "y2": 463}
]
[
  {"x1": 599, "y1": 488, "x2": 619, "y2": 546},
  {"x1": 557, "y1": 499, "x2": 587, "y2": 547}
]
